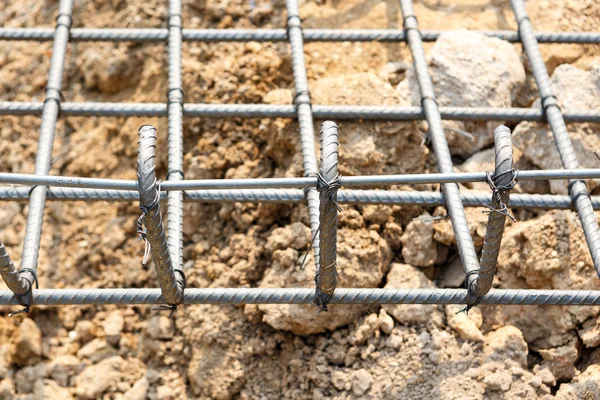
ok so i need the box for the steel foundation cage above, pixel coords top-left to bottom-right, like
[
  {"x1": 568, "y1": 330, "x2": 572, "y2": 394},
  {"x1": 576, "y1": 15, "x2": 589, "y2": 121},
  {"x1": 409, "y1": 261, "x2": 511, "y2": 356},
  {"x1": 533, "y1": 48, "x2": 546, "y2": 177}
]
[{"x1": 1, "y1": 0, "x2": 600, "y2": 313}]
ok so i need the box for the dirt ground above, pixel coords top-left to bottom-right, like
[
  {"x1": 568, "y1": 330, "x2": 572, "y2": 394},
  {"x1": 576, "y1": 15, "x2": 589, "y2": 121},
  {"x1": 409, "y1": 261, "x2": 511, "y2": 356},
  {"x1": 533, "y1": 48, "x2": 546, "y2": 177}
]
[{"x1": 0, "y1": 0, "x2": 600, "y2": 399}]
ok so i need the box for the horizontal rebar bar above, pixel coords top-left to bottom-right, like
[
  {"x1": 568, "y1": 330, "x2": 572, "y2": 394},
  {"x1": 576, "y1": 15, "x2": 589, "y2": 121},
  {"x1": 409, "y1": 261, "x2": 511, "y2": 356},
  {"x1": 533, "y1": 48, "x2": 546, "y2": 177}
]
[
  {"x1": 1, "y1": 169, "x2": 599, "y2": 191},
  {"x1": 1, "y1": 102, "x2": 599, "y2": 122},
  {"x1": 1, "y1": 28, "x2": 599, "y2": 44},
  {"x1": 0, "y1": 288, "x2": 600, "y2": 306},
  {"x1": 2, "y1": 186, "x2": 599, "y2": 209}
]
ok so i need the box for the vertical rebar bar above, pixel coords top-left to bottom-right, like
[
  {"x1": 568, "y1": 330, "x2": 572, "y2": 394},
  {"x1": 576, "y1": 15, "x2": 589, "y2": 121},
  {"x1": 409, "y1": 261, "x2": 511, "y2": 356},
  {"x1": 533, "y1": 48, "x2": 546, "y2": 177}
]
[
  {"x1": 316, "y1": 121, "x2": 340, "y2": 310},
  {"x1": 398, "y1": 0, "x2": 480, "y2": 300},
  {"x1": 509, "y1": 0, "x2": 600, "y2": 276},
  {"x1": 472, "y1": 125, "x2": 514, "y2": 296},
  {"x1": 285, "y1": 0, "x2": 321, "y2": 275},
  {"x1": 166, "y1": 0, "x2": 186, "y2": 299},
  {"x1": 16, "y1": 0, "x2": 73, "y2": 307},
  {"x1": 137, "y1": 125, "x2": 184, "y2": 306}
]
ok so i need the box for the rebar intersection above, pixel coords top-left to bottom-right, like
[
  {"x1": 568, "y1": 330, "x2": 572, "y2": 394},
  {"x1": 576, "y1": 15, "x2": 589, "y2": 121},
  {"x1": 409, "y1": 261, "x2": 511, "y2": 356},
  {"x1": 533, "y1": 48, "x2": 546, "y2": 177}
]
[{"x1": 1, "y1": 0, "x2": 600, "y2": 310}]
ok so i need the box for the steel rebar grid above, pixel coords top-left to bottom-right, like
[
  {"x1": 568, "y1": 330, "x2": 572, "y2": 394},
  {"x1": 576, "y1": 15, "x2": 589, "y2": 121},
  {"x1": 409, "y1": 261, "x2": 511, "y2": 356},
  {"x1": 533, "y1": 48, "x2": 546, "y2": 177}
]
[
  {"x1": 286, "y1": 0, "x2": 321, "y2": 276},
  {"x1": 4, "y1": 186, "x2": 600, "y2": 210},
  {"x1": 2, "y1": 102, "x2": 600, "y2": 122},
  {"x1": 0, "y1": 288, "x2": 600, "y2": 306},
  {"x1": 400, "y1": 0, "x2": 480, "y2": 300},
  {"x1": 4, "y1": 168, "x2": 600, "y2": 191},
  {"x1": 1, "y1": 0, "x2": 74, "y2": 307},
  {"x1": 2, "y1": 27, "x2": 600, "y2": 44},
  {"x1": 166, "y1": 0, "x2": 186, "y2": 301},
  {"x1": 510, "y1": 0, "x2": 600, "y2": 277}
]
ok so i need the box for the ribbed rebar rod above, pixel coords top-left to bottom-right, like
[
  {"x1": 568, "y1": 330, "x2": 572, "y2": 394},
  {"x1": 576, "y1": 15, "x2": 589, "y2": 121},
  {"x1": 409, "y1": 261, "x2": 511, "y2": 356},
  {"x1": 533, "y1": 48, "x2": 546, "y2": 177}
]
[
  {"x1": 2, "y1": 102, "x2": 600, "y2": 122},
  {"x1": 3, "y1": 185, "x2": 600, "y2": 210},
  {"x1": 472, "y1": 125, "x2": 514, "y2": 296},
  {"x1": 2, "y1": 28, "x2": 600, "y2": 44},
  {"x1": 137, "y1": 126, "x2": 184, "y2": 306},
  {"x1": 1, "y1": 288, "x2": 600, "y2": 306},
  {"x1": 0, "y1": 241, "x2": 30, "y2": 295},
  {"x1": 3, "y1": 168, "x2": 600, "y2": 191},
  {"x1": 286, "y1": 0, "x2": 321, "y2": 275},
  {"x1": 316, "y1": 122, "x2": 340, "y2": 310},
  {"x1": 511, "y1": 0, "x2": 600, "y2": 278},
  {"x1": 166, "y1": 0, "x2": 186, "y2": 297},
  {"x1": 14, "y1": 0, "x2": 73, "y2": 308},
  {"x1": 400, "y1": 0, "x2": 479, "y2": 294}
]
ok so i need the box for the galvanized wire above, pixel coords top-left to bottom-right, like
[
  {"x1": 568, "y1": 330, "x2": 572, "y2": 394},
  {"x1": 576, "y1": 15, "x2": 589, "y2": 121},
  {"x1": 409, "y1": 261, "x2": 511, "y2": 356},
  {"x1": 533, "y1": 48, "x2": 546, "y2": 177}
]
[
  {"x1": 2, "y1": 27, "x2": 600, "y2": 44},
  {"x1": 3, "y1": 168, "x2": 600, "y2": 192},
  {"x1": 1, "y1": 102, "x2": 600, "y2": 122},
  {"x1": 11, "y1": 0, "x2": 73, "y2": 309},
  {"x1": 137, "y1": 126, "x2": 184, "y2": 306},
  {"x1": 166, "y1": 0, "x2": 186, "y2": 295},
  {"x1": 511, "y1": 0, "x2": 600, "y2": 278},
  {"x1": 1, "y1": 288, "x2": 600, "y2": 305},
  {"x1": 400, "y1": 0, "x2": 480, "y2": 299},
  {"x1": 2, "y1": 186, "x2": 600, "y2": 210},
  {"x1": 472, "y1": 125, "x2": 514, "y2": 297},
  {"x1": 286, "y1": 0, "x2": 321, "y2": 275},
  {"x1": 316, "y1": 121, "x2": 340, "y2": 310}
]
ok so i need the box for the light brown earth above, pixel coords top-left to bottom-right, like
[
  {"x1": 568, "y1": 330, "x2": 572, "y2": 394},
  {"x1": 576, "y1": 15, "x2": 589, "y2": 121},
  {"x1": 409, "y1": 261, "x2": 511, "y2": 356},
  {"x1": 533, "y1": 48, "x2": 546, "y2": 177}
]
[{"x1": 0, "y1": 0, "x2": 600, "y2": 399}]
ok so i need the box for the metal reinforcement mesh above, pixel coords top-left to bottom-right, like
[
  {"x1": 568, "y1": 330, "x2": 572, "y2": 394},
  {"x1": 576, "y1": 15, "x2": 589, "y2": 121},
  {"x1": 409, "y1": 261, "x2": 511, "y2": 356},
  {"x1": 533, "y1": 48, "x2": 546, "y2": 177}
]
[{"x1": 1, "y1": 0, "x2": 600, "y2": 314}]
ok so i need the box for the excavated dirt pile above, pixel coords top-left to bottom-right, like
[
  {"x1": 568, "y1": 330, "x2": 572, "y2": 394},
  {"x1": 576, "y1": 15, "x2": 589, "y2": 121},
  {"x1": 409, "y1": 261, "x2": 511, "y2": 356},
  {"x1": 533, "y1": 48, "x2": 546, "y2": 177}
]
[{"x1": 1, "y1": 0, "x2": 600, "y2": 399}]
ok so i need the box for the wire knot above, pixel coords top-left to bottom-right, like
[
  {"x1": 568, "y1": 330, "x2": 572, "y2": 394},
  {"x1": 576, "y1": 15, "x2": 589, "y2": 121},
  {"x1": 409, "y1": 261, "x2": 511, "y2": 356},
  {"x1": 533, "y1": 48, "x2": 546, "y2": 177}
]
[
  {"x1": 317, "y1": 174, "x2": 342, "y2": 212},
  {"x1": 482, "y1": 169, "x2": 518, "y2": 222}
]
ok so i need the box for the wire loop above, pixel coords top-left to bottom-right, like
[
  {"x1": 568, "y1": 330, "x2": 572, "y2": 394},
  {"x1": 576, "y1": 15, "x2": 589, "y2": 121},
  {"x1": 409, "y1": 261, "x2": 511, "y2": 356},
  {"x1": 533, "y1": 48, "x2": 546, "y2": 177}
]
[
  {"x1": 457, "y1": 269, "x2": 482, "y2": 315},
  {"x1": 316, "y1": 173, "x2": 342, "y2": 212},
  {"x1": 482, "y1": 169, "x2": 518, "y2": 222},
  {"x1": 8, "y1": 268, "x2": 39, "y2": 317}
]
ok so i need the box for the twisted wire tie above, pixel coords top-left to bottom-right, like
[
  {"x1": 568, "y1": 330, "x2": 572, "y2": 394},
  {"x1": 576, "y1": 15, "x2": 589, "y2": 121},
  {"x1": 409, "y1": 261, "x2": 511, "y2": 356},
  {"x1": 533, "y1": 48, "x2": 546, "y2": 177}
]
[
  {"x1": 299, "y1": 173, "x2": 343, "y2": 272},
  {"x1": 314, "y1": 174, "x2": 342, "y2": 312},
  {"x1": 456, "y1": 269, "x2": 482, "y2": 315},
  {"x1": 482, "y1": 168, "x2": 518, "y2": 222}
]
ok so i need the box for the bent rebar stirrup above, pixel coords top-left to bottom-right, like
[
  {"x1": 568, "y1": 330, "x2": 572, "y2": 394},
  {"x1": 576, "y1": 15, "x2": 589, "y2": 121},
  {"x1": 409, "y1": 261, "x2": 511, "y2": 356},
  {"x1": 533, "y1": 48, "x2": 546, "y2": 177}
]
[
  {"x1": 315, "y1": 121, "x2": 341, "y2": 312},
  {"x1": 466, "y1": 125, "x2": 516, "y2": 307},
  {"x1": 2, "y1": 0, "x2": 600, "y2": 311},
  {"x1": 137, "y1": 125, "x2": 185, "y2": 314}
]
